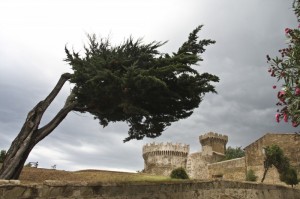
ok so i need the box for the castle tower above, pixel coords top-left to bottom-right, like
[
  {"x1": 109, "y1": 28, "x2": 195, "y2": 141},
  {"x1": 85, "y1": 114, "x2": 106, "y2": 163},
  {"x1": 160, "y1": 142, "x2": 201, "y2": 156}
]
[
  {"x1": 142, "y1": 142, "x2": 189, "y2": 176},
  {"x1": 199, "y1": 132, "x2": 228, "y2": 155}
]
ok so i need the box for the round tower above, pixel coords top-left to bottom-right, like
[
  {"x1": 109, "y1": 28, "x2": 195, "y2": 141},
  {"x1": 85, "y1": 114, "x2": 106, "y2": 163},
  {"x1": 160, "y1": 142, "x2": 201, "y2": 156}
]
[
  {"x1": 199, "y1": 132, "x2": 228, "y2": 155},
  {"x1": 142, "y1": 142, "x2": 189, "y2": 176}
]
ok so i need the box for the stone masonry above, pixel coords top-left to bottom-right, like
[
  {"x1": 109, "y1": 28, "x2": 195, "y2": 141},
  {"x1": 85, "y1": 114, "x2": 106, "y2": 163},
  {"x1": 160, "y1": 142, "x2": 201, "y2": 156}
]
[
  {"x1": 1, "y1": 180, "x2": 300, "y2": 199},
  {"x1": 142, "y1": 132, "x2": 300, "y2": 185},
  {"x1": 142, "y1": 142, "x2": 189, "y2": 176}
]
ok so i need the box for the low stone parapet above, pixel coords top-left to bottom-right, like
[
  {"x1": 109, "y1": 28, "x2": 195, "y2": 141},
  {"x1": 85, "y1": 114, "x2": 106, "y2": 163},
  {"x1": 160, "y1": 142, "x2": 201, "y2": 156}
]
[{"x1": 1, "y1": 180, "x2": 300, "y2": 199}]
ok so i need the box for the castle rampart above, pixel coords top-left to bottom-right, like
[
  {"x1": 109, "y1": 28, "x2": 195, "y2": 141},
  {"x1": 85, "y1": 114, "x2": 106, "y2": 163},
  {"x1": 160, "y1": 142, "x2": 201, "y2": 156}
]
[
  {"x1": 143, "y1": 142, "x2": 189, "y2": 155},
  {"x1": 142, "y1": 142, "x2": 189, "y2": 176},
  {"x1": 199, "y1": 132, "x2": 228, "y2": 155},
  {"x1": 142, "y1": 132, "x2": 300, "y2": 185}
]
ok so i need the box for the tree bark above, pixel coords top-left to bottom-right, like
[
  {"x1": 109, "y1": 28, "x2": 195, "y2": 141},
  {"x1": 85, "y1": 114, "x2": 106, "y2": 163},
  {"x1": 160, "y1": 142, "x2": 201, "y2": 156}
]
[
  {"x1": 0, "y1": 73, "x2": 77, "y2": 180},
  {"x1": 261, "y1": 168, "x2": 268, "y2": 183}
]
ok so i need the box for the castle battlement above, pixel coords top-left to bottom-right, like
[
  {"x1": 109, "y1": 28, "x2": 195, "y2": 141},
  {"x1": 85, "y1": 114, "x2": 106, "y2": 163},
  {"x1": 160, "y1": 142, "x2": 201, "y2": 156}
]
[
  {"x1": 199, "y1": 132, "x2": 228, "y2": 143},
  {"x1": 143, "y1": 142, "x2": 189, "y2": 155},
  {"x1": 199, "y1": 132, "x2": 228, "y2": 155}
]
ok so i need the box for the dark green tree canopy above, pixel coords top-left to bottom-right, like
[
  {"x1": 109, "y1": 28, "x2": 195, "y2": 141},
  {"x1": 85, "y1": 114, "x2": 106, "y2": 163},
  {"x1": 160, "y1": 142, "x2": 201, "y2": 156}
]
[
  {"x1": 65, "y1": 25, "x2": 219, "y2": 142},
  {"x1": 224, "y1": 146, "x2": 245, "y2": 160},
  {"x1": 262, "y1": 145, "x2": 298, "y2": 186}
]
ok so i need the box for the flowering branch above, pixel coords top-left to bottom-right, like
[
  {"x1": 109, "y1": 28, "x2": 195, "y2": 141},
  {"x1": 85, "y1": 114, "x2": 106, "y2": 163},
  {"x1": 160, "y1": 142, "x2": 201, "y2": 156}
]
[{"x1": 267, "y1": 2, "x2": 300, "y2": 128}]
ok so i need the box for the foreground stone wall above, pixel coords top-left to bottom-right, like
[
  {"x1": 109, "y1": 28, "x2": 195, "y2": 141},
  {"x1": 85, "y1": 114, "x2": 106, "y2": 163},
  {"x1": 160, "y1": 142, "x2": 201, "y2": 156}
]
[{"x1": 1, "y1": 180, "x2": 300, "y2": 199}]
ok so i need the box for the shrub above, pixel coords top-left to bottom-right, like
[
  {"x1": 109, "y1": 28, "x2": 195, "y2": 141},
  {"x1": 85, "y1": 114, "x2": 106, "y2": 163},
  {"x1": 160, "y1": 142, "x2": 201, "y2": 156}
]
[
  {"x1": 170, "y1": 167, "x2": 189, "y2": 179},
  {"x1": 280, "y1": 167, "x2": 299, "y2": 187},
  {"x1": 246, "y1": 169, "x2": 258, "y2": 182}
]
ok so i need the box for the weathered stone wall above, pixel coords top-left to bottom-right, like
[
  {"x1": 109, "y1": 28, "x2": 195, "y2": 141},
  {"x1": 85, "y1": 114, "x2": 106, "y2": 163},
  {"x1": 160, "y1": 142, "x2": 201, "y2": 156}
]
[
  {"x1": 244, "y1": 133, "x2": 300, "y2": 184},
  {"x1": 142, "y1": 133, "x2": 300, "y2": 183},
  {"x1": 186, "y1": 152, "x2": 225, "y2": 179},
  {"x1": 186, "y1": 152, "x2": 209, "y2": 179},
  {"x1": 208, "y1": 157, "x2": 246, "y2": 181},
  {"x1": 143, "y1": 143, "x2": 189, "y2": 176},
  {"x1": 1, "y1": 180, "x2": 300, "y2": 199}
]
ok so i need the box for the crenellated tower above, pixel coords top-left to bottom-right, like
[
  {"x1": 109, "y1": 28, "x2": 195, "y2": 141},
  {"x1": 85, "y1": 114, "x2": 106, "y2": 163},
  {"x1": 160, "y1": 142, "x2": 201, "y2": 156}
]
[
  {"x1": 142, "y1": 142, "x2": 189, "y2": 176},
  {"x1": 199, "y1": 132, "x2": 228, "y2": 155}
]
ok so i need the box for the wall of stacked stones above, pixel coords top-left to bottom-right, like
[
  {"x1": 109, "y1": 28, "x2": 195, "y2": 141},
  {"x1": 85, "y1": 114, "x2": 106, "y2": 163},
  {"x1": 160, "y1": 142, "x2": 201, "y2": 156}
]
[
  {"x1": 142, "y1": 143, "x2": 189, "y2": 176},
  {"x1": 1, "y1": 180, "x2": 300, "y2": 199},
  {"x1": 244, "y1": 133, "x2": 300, "y2": 184},
  {"x1": 187, "y1": 152, "x2": 208, "y2": 179},
  {"x1": 186, "y1": 152, "x2": 219, "y2": 179},
  {"x1": 208, "y1": 157, "x2": 246, "y2": 181}
]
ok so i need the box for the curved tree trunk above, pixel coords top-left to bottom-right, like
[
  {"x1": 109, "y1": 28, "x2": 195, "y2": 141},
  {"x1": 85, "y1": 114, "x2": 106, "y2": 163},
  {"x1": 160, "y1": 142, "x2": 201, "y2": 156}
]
[
  {"x1": 0, "y1": 73, "x2": 78, "y2": 180},
  {"x1": 261, "y1": 168, "x2": 269, "y2": 183}
]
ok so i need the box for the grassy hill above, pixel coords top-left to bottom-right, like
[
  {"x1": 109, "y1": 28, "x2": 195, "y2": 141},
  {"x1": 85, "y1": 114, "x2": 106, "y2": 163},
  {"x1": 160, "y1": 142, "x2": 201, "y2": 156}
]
[{"x1": 19, "y1": 167, "x2": 172, "y2": 184}]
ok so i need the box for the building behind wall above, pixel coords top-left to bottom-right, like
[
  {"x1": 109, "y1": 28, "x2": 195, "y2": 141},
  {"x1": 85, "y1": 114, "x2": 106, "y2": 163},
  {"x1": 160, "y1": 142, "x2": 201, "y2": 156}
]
[
  {"x1": 187, "y1": 132, "x2": 228, "y2": 179},
  {"x1": 244, "y1": 133, "x2": 300, "y2": 184},
  {"x1": 142, "y1": 142, "x2": 189, "y2": 176},
  {"x1": 142, "y1": 132, "x2": 228, "y2": 178},
  {"x1": 142, "y1": 132, "x2": 300, "y2": 185}
]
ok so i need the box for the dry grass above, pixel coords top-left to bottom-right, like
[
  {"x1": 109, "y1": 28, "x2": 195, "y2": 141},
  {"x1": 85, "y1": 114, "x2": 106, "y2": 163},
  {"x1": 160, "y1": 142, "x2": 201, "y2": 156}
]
[{"x1": 19, "y1": 167, "x2": 172, "y2": 184}]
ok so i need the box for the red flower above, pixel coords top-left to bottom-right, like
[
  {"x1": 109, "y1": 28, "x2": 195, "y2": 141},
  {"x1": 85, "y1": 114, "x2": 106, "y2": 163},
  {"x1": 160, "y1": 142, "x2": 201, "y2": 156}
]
[
  {"x1": 295, "y1": 87, "x2": 300, "y2": 96},
  {"x1": 283, "y1": 113, "x2": 288, "y2": 122},
  {"x1": 273, "y1": 85, "x2": 276, "y2": 89},
  {"x1": 285, "y1": 28, "x2": 291, "y2": 34},
  {"x1": 292, "y1": 121, "x2": 299, "y2": 127},
  {"x1": 271, "y1": 70, "x2": 275, "y2": 77},
  {"x1": 277, "y1": 90, "x2": 286, "y2": 102},
  {"x1": 275, "y1": 113, "x2": 280, "y2": 123}
]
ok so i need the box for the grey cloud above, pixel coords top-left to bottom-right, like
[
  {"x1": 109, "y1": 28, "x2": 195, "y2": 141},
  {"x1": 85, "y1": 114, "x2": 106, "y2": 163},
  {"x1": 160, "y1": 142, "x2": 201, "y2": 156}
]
[{"x1": 1, "y1": 0, "x2": 299, "y2": 172}]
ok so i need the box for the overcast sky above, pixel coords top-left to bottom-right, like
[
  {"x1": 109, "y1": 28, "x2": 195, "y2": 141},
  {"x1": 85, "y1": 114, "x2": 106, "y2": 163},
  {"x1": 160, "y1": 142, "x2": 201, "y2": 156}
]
[{"x1": 0, "y1": 0, "x2": 299, "y2": 172}]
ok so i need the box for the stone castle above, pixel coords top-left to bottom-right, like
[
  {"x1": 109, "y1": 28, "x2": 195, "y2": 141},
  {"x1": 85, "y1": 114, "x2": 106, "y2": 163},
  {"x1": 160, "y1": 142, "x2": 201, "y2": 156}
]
[{"x1": 142, "y1": 132, "x2": 300, "y2": 184}]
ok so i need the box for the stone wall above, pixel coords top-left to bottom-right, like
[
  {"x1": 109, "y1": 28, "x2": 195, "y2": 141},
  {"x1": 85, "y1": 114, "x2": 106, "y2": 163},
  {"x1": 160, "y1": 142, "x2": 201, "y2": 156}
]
[
  {"x1": 142, "y1": 143, "x2": 189, "y2": 176},
  {"x1": 208, "y1": 157, "x2": 246, "y2": 181},
  {"x1": 1, "y1": 180, "x2": 300, "y2": 199},
  {"x1": 186, "y1": 152, "x2": 209, "y2": 179},
  {"x1": 244, "y1": 133, "x2": 300, "y2": 184}
]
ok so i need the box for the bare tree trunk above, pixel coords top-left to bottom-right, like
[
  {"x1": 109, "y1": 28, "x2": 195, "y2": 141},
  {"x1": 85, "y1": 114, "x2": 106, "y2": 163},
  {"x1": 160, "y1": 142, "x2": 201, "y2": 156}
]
[
  {"x1": 261, "y1": 168, "x2": 268, "y2": 183},
  {"x1": 0, "y1": 73, "x2": 78, "y2": 180}
]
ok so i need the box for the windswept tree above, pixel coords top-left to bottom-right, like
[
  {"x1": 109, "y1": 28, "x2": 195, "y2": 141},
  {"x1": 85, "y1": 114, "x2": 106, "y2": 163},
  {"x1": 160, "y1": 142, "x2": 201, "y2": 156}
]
[
  {"x1": 0, "y1": 26, "x2": 219, "y2": 180},
  {"x1": 261, "y1": 145, "x2": 298, "y2": 187}
]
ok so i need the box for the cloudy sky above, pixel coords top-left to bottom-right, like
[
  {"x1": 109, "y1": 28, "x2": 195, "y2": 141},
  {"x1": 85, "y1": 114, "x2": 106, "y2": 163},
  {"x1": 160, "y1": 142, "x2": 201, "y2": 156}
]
[{"x1": 0, "y1": 0, "x2": 299, "y2": 172}]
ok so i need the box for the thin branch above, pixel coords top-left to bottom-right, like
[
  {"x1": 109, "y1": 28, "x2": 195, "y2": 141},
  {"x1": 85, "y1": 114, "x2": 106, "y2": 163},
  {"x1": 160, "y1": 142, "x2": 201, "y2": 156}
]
[
  {"x1": 3, "y1": 73, "x2": 72, "y2": 165},
  {"x1": 42, "y1": 73, "x2": 72, "y2": 111},
  {"x1": 34, "y1": 101, "x2": 78, "y2": 143}
]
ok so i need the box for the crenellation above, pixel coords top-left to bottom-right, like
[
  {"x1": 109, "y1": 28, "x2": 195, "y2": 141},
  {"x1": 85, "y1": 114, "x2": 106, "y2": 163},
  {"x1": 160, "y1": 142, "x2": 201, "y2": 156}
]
[
  {"x1": 142, "y1": 142, "x2": 189, "y2": 155},
  {"x1": 199, "y1": 132, "x2": 228, "y2": 143}
]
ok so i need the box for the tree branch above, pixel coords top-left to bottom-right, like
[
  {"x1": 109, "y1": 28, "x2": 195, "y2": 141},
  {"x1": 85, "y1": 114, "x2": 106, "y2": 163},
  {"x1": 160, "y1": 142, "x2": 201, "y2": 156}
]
[
  {"x1": 23, "y1": 73, "x2": 72, "y2": 134},
  {"x1": 34, "y1": 100, "x2": 78, "y2": 143},
  {"x1": 42, "y1": 73, "x2": 72, "y2": 112},
  {"x1": 3, "y1": 73, "x2": 72, "y2": 165}
]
